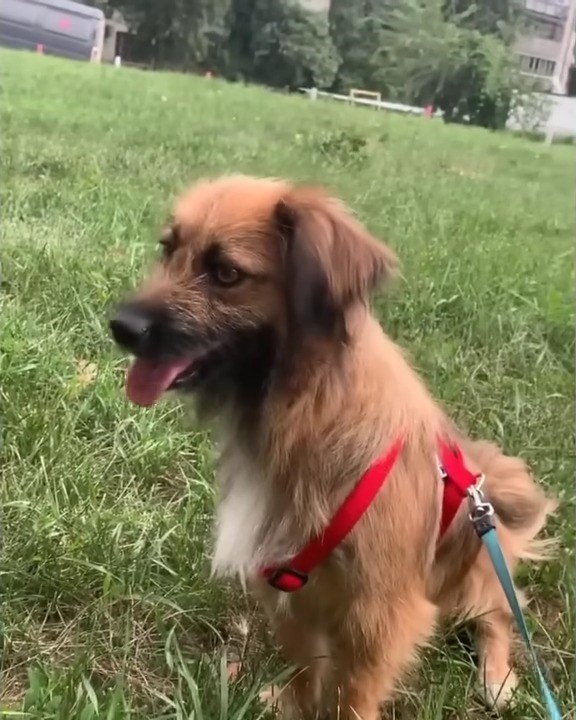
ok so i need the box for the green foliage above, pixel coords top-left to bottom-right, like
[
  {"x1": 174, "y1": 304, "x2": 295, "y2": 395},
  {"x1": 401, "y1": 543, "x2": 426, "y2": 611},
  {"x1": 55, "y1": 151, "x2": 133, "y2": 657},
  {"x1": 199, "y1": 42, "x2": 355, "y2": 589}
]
[
  {"x1": 230, "y1": 0, "x2": 339, "y2": 89},
  {"x1": 328, "y1": 0, "x2": 392, "y2": 94},
  {"x1": 433, "y1": 32, "x2": 522, "y2": 129},
  {"x1": 507, "y1": 90, "x2": 553, "y2": 135},
  {"x1": 97, "y1": 0, "x2": 338, "y2": 88},
  {"x1": 313, "y1": 128, "x2": 369, "y2": 166},
  {"x1": 378, "y1": 0, "x2": 531, "y2": 129},
  {"x1": 442, "y1": 0, "x2": 524, "y2": 37},
  {"x1": 94, "y1": 0, "x2": 232, "y2": 69}
]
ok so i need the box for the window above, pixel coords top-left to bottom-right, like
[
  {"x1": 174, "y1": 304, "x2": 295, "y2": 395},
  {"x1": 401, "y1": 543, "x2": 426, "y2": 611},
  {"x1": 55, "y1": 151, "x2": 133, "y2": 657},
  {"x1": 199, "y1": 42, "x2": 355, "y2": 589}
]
[
  {"x1": 531, "y1": 19, "x2": 562, "y2": 39},
  {"x1": 518, "y1": 54, "x2": 557, "y2": 76}
]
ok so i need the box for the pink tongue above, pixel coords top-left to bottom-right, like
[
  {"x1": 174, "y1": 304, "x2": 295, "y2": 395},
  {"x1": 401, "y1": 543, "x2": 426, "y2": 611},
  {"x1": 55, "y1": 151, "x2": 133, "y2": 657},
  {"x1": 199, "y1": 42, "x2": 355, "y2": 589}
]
[{"x1": 126, "y1": 357, "x2": 193, "y2": 407}]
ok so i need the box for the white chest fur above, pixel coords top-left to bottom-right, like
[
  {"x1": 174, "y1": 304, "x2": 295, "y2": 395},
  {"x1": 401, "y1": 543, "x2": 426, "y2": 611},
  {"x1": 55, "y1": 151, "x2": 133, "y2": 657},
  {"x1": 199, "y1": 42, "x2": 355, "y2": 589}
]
[{"x1": 211, "y1": 445, "x2": 273, "y2": 579}]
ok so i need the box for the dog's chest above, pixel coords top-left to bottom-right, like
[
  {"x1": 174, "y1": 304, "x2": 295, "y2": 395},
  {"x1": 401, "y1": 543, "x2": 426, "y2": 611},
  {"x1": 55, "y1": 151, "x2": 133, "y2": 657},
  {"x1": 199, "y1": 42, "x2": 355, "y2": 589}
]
[{"x1": 211, "y1": 447, "x2": 275, "y2": 578}]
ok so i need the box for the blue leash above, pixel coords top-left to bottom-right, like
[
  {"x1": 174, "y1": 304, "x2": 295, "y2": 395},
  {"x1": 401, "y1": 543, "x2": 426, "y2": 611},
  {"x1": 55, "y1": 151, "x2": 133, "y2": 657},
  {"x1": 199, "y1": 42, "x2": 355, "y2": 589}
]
[{"x1": 468, "y1": 483, "x2": 562, "y2": 720}]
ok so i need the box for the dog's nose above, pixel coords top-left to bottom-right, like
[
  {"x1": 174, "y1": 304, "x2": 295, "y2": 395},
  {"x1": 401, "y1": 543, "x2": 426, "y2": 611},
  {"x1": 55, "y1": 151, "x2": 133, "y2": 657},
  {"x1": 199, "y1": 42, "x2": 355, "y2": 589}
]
[{"x1": 109, "y1": 303, "x2": 154, "y2": 355}]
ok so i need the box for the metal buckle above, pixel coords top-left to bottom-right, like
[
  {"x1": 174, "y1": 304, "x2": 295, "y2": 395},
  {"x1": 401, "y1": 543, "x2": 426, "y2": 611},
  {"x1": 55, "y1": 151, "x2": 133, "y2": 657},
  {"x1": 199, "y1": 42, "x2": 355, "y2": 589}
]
[{"x1": 467, "y1": 474, "x2": 495, "y2": 537}]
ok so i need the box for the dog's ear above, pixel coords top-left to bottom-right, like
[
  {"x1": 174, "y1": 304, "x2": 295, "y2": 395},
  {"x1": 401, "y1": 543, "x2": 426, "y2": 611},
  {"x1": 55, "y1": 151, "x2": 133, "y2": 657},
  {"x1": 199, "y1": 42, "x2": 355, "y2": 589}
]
[{"x1": 275, "y1": 186, "x2": 398, "y2": 340}]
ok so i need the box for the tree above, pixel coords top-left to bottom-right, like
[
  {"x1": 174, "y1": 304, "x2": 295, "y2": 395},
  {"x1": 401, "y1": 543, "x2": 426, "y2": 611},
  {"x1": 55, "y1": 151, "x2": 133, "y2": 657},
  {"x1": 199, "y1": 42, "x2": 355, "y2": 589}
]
[
  {"x1": 329, "y1": 0, "x2": 393, "y2": 94},
  {"x1": 93, "y1": 0, "x2": 337, "y2": 88},
  {"x1": 225, "y1": 0, "x2": 257, "y2": 81},
  {"x1": 228, "y1": 0, "x2": 339, "y2": 89},
  {"x1": 92, "y1": 0, "x2": 232, "y2": 69},
  {"x1": 442, "y1": 0, "x2": 524, "y2": 37},
  {"x1": 433, "y1": 33, "x2": 519, "y2": 128},
  {"x1": 377, "y1": 0, "x2": 530, "y2": 129}
]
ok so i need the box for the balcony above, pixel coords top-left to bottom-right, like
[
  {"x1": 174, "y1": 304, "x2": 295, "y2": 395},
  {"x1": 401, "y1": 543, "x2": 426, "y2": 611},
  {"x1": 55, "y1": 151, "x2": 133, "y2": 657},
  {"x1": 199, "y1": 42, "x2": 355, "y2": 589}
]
[{"x1": 525, "y1": 0, "x2": 569, "y2": 19}]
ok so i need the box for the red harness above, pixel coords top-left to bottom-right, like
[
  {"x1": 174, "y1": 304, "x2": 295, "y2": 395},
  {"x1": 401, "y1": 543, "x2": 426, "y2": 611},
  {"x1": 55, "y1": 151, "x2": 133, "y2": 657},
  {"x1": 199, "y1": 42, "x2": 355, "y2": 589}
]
[{"x1": 261, "y1": 437, "x2": 481, "y2": 593}]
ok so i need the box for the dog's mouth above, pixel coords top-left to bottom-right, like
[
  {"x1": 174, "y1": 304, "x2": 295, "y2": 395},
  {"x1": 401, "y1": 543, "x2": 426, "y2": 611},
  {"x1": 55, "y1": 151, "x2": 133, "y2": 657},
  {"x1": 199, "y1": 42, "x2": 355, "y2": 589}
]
[{"x1": 125, "y1": 347, "x2": 218, "y2": 407}]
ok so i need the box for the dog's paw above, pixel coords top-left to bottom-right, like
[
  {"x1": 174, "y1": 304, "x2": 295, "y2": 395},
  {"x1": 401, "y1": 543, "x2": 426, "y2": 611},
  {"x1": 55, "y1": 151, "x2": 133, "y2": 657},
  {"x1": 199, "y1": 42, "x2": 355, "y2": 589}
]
[
  {"x1": 259, "y1": 686, "x2": 308, "y2": 719},
  {"x1": 478, "y1": 670, "x2": 518, "y2": 710},
  {"x1": 259, "y1": 684, "x2": 280, "y2": 707}
]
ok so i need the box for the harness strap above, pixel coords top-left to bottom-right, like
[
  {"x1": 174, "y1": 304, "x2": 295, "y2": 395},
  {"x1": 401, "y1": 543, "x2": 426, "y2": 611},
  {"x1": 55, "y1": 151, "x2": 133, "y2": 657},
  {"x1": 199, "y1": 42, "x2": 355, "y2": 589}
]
[
  {"x1": 437, "y1": 438, "x2": 477, "y2": 535},
  {"x1": 262, "y1": 437, "x2": 405, "y2": 592},
  {"x1": 262, "y1": 437, "x2": 471, "y2": 592}
]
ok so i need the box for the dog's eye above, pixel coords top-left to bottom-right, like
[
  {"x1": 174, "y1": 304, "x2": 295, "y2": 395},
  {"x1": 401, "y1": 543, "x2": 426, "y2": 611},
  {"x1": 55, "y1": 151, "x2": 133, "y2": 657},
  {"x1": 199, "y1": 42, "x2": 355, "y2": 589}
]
[{"x1": 211, "y1": 262, "x2": 242, "y2": 287}]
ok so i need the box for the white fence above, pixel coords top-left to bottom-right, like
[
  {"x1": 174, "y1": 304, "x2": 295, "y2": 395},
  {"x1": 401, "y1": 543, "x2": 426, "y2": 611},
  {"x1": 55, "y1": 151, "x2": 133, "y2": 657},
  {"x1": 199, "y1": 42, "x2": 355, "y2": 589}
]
[
  {"x1": 299, "y1": 88, "x2": 443, "y2": 118},
  {"x1": 300, "y1": 87, "x2": 576, "y2": 140}
]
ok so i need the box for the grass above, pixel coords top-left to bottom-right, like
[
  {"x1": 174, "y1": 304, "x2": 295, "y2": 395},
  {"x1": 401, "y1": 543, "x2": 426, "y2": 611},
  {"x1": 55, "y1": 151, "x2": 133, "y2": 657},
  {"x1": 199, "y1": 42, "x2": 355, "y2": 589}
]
[{"x1": 0, "y1": 49, "x2": 573, "y2": 719}]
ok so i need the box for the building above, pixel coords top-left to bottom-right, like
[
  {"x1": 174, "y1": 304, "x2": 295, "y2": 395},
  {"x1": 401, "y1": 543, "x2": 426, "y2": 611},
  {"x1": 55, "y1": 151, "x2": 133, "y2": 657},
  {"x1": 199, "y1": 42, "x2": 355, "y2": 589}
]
[
  {"x1": 516, "y1": 0, "x2": 576, "y2": 93},
  {"x1": 102, "y1": 8, "x2": 128, "y2": 63}
]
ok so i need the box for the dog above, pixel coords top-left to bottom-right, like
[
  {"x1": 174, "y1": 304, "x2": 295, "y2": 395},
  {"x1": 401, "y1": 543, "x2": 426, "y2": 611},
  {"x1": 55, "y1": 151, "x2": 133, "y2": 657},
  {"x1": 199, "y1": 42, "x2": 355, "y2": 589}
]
[{"x1": 109, "y1": 175, "x2": 557, "y2": 719}]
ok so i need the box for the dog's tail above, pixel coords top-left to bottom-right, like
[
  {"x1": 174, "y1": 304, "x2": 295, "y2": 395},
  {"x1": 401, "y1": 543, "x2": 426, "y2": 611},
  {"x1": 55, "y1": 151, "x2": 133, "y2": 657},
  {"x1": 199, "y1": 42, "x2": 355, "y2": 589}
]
[{"x1": 468, "y1": 440, "x2": 558, "y2": 561}]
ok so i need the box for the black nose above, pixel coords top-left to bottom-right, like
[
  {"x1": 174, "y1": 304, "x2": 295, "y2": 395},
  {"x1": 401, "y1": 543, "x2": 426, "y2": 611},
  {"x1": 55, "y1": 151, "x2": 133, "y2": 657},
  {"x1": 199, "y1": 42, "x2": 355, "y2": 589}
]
[{"x1": 109, "y1": 302, "x2": 155, "y2": 355}]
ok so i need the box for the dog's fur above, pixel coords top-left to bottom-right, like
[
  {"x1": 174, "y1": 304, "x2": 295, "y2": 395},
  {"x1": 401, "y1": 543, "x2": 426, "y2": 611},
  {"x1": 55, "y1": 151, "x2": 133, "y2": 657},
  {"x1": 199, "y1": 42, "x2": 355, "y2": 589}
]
[{"x1": 111, "y1": 175, "x2": 557, "y2": 719}]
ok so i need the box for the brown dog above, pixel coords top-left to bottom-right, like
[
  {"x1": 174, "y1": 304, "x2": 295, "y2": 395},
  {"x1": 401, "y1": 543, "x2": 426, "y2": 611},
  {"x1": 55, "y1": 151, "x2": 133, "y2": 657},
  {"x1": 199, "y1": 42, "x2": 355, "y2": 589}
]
[{"x1": 110, "y1": 175, "x2": 557, "y2": 719}]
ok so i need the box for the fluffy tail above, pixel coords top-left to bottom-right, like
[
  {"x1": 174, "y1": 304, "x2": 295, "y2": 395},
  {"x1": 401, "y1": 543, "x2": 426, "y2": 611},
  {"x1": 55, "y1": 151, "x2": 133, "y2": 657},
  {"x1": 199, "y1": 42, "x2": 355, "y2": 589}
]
[{"x1": 466, "y1": 440, "x2": 558, "y2": 561}]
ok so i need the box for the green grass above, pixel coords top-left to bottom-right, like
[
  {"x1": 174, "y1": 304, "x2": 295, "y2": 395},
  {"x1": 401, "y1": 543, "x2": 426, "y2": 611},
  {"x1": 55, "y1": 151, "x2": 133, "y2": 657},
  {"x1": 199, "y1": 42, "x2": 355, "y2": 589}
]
[{"x1": 0, "y1": 49, "x2": 573, "y2": 719}]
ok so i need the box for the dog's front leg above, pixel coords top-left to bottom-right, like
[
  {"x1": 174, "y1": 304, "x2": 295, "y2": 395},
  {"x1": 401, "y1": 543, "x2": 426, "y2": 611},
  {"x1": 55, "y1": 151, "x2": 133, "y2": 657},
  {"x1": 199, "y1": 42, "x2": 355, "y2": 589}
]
[
  {"x1": 331, "y1": 591, "x2": 438, "y2": 720},
  {"x1": 267, "y1": 612, "x2": 330, "y2": 720}
]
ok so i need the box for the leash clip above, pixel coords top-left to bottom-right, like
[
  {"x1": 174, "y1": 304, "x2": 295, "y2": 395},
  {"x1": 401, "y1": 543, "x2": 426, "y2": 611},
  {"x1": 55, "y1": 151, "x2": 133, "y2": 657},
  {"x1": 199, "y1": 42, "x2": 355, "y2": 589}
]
[{"x1": 467, "y1": 475, "x2": 495, "y2": 537}]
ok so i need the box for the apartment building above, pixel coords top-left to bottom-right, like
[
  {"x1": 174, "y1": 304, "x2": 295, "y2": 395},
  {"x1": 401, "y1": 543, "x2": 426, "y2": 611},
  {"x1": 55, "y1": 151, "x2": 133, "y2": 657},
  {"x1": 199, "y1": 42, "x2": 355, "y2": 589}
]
[{"x1": 516, "y1": 0, "x2": 576, "y2": 93}]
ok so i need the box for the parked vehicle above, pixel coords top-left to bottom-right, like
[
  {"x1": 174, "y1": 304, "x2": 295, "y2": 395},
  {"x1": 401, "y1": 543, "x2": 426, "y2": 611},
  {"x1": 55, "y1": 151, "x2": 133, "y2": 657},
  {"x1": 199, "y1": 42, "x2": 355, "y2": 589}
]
[{"x1": 0, "y1": 0, "x2": 105, "y2": 62}]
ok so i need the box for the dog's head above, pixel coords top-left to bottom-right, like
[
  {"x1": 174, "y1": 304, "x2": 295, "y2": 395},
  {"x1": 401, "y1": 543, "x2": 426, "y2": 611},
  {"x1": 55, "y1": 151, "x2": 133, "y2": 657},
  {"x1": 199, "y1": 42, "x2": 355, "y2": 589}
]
[{"x1": 109, "y1": 175, "x2": 398, "y2": 409}]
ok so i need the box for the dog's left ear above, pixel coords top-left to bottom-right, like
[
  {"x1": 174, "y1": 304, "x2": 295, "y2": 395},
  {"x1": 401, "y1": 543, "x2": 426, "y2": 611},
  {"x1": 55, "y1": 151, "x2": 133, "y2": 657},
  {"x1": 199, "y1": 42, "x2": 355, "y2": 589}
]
[{"x1": 275, "y1": 186, "x2": 399, "y2": 340}]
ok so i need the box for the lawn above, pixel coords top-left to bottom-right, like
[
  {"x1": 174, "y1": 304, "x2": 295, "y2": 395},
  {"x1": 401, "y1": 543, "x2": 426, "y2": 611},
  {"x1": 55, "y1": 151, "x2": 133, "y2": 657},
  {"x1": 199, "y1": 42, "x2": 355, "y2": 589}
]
[{"x1": 0, "y1": 49, "x2": 574, "y2": 719}]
